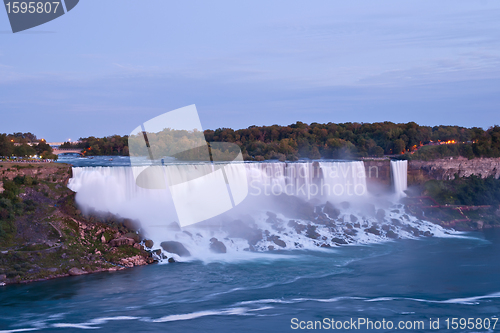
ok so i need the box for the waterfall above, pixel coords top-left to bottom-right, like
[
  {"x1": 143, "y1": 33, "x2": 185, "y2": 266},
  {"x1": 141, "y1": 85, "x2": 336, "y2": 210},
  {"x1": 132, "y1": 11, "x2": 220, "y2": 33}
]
[
  {"x1": 68, "y1": 160, "x2": 449, "y2": 261},
  {"x1": 68, "y1": 166, "x2": 179, "y2": 228},
  {"x1": 391, "y1": 160, "x2": 408, "y2": 198},
  {"x1": 319, "y1": 161, "x2": 367, "y2": 197},
  {"x1": 68, "y1": 161, "x2": 368, "y2": 224},
  {"x1": 244, "y1": 161, "x2": 367, "y2": 199}
]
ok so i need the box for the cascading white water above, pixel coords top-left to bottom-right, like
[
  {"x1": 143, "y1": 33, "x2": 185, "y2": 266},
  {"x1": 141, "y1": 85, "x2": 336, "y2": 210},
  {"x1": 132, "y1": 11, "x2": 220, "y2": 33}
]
[
  {"x1": 69, "y1": 166, "x2": 179, "y2": 229},
  {"x1": 391, "y1": 160, "x2": 408, "y2": 198},
  {"x1": 68, "y1": 162, "x2": 367, "y2": 227},
  {"x1": 319, "y1": 161, "x2": 367, "y2": 197},
  {"x1": 244, "y1": 161, "x2": 367, "y2": 199},
  {"x1": 68, "y1": 160, "x2": 451, "y2": 262}
]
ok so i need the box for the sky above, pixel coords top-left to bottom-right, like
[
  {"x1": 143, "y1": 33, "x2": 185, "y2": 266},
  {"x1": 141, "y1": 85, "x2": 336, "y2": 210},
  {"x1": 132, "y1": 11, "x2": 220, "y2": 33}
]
[{"x1": 1, "y1": 0, "x2": 500, "y2": 141}]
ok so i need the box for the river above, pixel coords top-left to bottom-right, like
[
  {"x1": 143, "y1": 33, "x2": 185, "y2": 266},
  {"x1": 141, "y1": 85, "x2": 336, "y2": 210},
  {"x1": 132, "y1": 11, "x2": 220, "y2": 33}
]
[{"x1": 0, "y1": 156, "x2": 498, "y2": 333}]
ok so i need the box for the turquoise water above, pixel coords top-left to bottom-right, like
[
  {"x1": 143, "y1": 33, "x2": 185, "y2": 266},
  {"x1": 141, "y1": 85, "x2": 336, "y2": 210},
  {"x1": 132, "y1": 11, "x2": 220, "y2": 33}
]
[
  {"x1": 5, "y1": 156, "x2": 491, "y2": 332},
  {"x1": 1, "y1": 230, "x2": 500, "y2": 332},
  {"x1": 56, "y1": 155, "x2": 133, "y2": 167}
]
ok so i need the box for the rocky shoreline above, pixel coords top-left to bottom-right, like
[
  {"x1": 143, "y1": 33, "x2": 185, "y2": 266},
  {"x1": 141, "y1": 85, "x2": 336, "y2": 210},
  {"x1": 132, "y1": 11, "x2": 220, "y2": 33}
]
[{"x1": 0, "y1": 163, "x2": 160, "y2": 286}]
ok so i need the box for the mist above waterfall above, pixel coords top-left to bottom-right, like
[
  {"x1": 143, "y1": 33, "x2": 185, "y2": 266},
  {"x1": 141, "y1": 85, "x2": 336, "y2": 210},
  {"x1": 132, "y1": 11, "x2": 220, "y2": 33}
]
[{"x1": 68, "y1": 160, "x2": 455, "y2": 262}]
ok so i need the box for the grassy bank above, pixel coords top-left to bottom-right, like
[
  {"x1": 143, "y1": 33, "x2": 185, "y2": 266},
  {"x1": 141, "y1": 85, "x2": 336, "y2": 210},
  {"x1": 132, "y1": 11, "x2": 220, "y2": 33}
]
[{"x1": 0, "y1": 163, "x2": 156, "y2": 285}]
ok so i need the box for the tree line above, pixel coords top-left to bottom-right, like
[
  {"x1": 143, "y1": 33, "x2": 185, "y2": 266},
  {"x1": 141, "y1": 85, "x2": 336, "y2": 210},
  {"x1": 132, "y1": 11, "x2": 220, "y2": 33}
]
[
  {"x1": 0, "y1": 133, "x2": 56, "y2": 159},
  {"x1": 61, "y1": 135, "x2": 129, "y2": 156},
  {"x1": 62, "y1": 122, "x2": 500, "y2": 161}
]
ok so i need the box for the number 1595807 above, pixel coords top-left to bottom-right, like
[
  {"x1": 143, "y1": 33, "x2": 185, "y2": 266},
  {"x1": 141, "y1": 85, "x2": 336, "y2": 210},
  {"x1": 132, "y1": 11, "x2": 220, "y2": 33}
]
[{"x1": 445, "y1": 317, "x2": 498, "y2": 330}]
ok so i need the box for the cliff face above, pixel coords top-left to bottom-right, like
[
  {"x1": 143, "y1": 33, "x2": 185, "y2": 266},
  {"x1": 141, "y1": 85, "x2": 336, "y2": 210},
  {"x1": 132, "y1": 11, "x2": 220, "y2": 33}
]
[
  {"x1": 362, "y1": 157, "x2": 500, "y2": 187},
  {"x1": 0, "y1": 163, "x2": 156, "y2": 286},
  {"x1": 408, "y1": 157, "x2": 500, "y2": 184},
  {"x1": 363, "y1": 160, "x2": 392, "y2": 193}
]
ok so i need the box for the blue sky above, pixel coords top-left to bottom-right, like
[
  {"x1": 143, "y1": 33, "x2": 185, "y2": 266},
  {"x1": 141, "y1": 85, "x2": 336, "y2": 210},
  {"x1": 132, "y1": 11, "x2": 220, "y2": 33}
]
[{"x1": 1, "y1": 0, "x2": 500, "y2": 141}]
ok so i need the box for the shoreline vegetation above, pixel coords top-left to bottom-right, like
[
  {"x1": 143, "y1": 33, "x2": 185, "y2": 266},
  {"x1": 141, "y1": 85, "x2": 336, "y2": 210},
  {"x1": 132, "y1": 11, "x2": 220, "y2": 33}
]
[
  {"x1": 60, "y1": 121, "x2": 500, "y2": 161},
  {"x1": 405, "y1": 174, "x2": 500, "y2": 231},
  {"x1": 0, "y1": 163, "x2": 160, "y2": 286},
  {"x1": 0, "y1": 132, "x2": 58, "y2": 161}
]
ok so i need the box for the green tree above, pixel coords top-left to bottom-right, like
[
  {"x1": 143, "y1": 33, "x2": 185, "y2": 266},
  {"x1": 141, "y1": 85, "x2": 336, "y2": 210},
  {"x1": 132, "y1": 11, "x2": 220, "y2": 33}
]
[
  {"x1": 393, "y1": 139, "x2": 406, "y2": 155},
  {"x1": 0, "y1": 134, "x2": 14, "y2": 156},
  {"x1": 13, "y1": 144, "x2": 36, "y2": 157},
  {"x1": 368, "y1": 146, "x2": 385, "y2": 157}
]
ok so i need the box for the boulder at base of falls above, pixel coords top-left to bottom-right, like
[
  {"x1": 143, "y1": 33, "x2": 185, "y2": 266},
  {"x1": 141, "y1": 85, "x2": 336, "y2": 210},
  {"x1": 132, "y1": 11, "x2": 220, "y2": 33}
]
[
  {"x1": 119, "y1": 255, "x2": 148, "y2": 268},
  {"x1": 209, "y1": 238, "x2": 227, "y2": 254},
  {"x1": 109, "y1": 237, "x2": 135, "y2": 247},
  {"x1": 270, "y1": 235, "x2": 286, "y2": 248},
  {"x1": 160, "y1": 241, "x2": 191, "y2": 257},
  {"x1": 133, "y1": 243, "x2": 144, "y2": 251},
  {"x1": 391, "y1": 218, "x2": 403, "y2": 227},
  {"x1": 403, "y1": 225, "x2": 421, "y2": 237},
  {"x1": 305, "y1": 225, "x2": 320, "y2": 239},
  {"x1": 222, "y1": 219, "x2": 263, "y2": 246},
  {"x1": 144, "y1": 240, "x2": 154, "y2": 248},
  {"x1": 266, "y1": 212, "x2": 286, "y2": 231},
  {"x1": 123, "y1": 232, "x2": 140, "y2": 243},
  {"x1": 323, "y1": 201, "x2": 340, "y2": 218},
  {"x1": 345, "y1": 229, "x2": 357, "y2": 236},
  {"x1": 386, "y1": 230, "x2": 398, "y2": 239},
  {"x1": 332, "y1": 237, "x2": 348, "y2": 245},
  {"x1": 365, "y1": 226, "x2": 381, "y2": 236},
  {"x1": 288, "y1": 220, "x2": 307, "y2": 234},
  {"x1": 315, "y1": 213, "x2": 333, "y2": 226}
]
